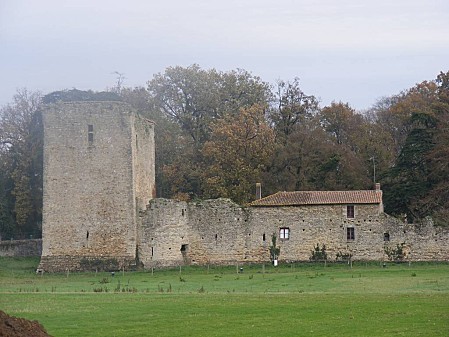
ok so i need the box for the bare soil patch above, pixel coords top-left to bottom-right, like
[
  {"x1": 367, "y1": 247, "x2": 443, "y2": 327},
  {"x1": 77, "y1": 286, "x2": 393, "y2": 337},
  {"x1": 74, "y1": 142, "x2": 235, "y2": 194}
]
[{"x1": 0, "y1": 310, "x2": 51, "y2": 337}]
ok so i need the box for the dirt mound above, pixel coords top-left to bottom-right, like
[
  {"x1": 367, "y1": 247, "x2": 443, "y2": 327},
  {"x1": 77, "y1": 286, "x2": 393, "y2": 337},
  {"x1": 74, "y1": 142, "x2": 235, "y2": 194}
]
[{"x1": 0, "y1": 310, "x2": 52, "y2": 337}]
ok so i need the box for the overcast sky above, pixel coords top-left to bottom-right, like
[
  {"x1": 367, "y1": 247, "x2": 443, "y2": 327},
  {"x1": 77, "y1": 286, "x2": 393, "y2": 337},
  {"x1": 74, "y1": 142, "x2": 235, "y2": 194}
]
[{"x1": 1, "y1": 0, "x2": 448, "y2": 110}]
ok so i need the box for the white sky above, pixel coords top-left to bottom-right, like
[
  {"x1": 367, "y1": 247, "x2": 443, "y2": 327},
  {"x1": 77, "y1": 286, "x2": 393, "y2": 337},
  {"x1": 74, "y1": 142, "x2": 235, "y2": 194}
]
[{"x1": 1, "y1": 0, "x2": 448, "y2": 110}]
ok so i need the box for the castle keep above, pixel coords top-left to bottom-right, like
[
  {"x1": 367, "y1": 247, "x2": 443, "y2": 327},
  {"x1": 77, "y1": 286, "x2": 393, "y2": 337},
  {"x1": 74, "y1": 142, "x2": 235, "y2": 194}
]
[
  {"x1": 38, "y1": 102, "x2": 449, "y2": 272},
  {"x1": 38, "y1": 102, "x2": 155, "y2": 272}
]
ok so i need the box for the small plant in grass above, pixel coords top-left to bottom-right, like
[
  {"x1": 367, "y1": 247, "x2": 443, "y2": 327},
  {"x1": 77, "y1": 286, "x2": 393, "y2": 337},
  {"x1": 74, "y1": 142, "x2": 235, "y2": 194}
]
[
  {"x1": 93, "y1": 287, "x2": 109, "y2": 292},
  {"x1": 99, "y1": 277, "x2": 109, "y2": 284},
  {"x1": 310, "y1": 244, "x2": 327, "y2": 261},
  {"x1": 198, "y1": 285, "x2": 205, "y2": 293},
  {"x1": 115, "y1": 281, "x2": 121, "y2": 292},
  {"x1": 269, "y1": 233, "x2": 280, "y2": 263}
]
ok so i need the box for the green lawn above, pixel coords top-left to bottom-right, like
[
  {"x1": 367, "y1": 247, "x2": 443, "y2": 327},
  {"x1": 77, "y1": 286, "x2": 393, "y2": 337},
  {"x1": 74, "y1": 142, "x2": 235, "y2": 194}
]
[{"x1": 1, "y1": 258, "x2": 448, "y2": 337}]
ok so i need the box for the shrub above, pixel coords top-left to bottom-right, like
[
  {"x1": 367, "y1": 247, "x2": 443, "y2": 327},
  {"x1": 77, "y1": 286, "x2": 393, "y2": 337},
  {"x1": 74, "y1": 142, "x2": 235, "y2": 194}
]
[
  {"x1": 384, "y1": 243, "x2": 407, "y2": 261},
  {"x1": 269, "y1": 233, "x2": 280, "y2": 262},
  {"x1": 335, "y1": 251, "x2": 352, "y2": 262},
  {"x1": 310, "y1": 244, "x2": 327, "y2": 261}
]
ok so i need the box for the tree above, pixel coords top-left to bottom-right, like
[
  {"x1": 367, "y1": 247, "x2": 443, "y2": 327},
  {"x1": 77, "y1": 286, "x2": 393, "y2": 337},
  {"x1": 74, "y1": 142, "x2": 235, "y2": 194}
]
[
  {"x1": 0, "y1": 159, "x2": 14, "y2": 239},
  {"x1": 201, "y1": 104, "x2": 275, "y2": 204},
  {"x1": 269, "y1": 77, "x2": 319, "y2": 141},
  {"x1": 369, "y1": 80, "x2": 438, "y2": 159},
  {"x1": 0, "y1": 89, "x2": 43, "y2": 238},
  {"x1": 320, "y1": 102, "x2": 359, "y2": 146},
  {"x1": 383, "y1": 112, "x2": 437, "y2": 221},
  {"x1": 269, "y1": 233, "x2": 280, "y2": 262},
  {"x1": 148, "y1": 65, "x2": 270, "y2": 147},
  {"x1": 381, "y1": 72, "x2": 449, "y2": 223},
  {"x1": 147, "y1": 65, "x2": 271, "y2": 200}
]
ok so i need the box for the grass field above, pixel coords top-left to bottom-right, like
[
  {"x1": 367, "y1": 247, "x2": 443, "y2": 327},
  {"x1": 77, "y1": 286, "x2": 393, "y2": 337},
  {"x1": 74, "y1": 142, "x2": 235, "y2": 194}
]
[{"x1": 0, "y1": 258, "x2": 448, "y2": 336}]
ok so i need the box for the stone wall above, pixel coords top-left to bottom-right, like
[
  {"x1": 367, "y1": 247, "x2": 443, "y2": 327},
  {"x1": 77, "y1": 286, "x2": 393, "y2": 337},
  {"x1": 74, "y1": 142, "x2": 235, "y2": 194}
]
[
  {"x1": 139, "y1": 199, "x2": 252, "y2": 267},
  {"x1": 39, "y1": 101, "x2": 155, "y2": 272},
  {"x1": 38, "y1": 255, "x2": 136, "y2": 273},
  {"x1": 0, "y1": 239, "x2": 42, "y2": 257},
  {"x1": 139, "y1": 198, "x2": 449, "y2": 268},
  {"x1": 132, "y1": 114, "x2": 156, "y2": 210}
]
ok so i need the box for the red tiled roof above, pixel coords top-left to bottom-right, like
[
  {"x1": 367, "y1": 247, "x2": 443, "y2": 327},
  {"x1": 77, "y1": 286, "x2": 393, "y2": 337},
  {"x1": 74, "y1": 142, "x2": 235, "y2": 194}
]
[{"x1": 250, "y1": 190, "x2": 382, "y2": 207}]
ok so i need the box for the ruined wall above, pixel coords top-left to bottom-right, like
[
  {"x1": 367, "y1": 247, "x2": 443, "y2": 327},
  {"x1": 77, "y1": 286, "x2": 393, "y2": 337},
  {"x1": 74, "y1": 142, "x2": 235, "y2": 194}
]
[
  {"x1": 39, "y1": 101, "x2": 155, "y2": 272},
  {"x1": 0, "y1": 239, "x2": 42, "y2": 257},
  {"x1": 132, "y1": 114, "x2": 156, "y2": 210},
  {"x1": 138, "y1": 199, "x2": 252, "y2": 267},
  {"x1": 139, "y1": 198, "x2": 449, "y2": 268}
]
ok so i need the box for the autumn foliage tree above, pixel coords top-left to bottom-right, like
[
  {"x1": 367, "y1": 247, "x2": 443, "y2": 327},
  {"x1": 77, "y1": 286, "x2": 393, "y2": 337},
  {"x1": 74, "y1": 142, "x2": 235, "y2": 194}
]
[
  {"x1": 202, "y1": 105, "x2": 275, "y2": 204},
  {"x1": 381, "y1": 71, "x2": 449, "y2": 224},
  {"x1": 147, "y1": 65, "x2": 271, "y2": 200}
]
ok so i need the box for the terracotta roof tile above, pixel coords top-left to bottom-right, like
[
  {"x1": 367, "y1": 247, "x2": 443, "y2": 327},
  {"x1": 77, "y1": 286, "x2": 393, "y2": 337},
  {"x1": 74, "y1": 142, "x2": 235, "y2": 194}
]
[{"x1": 250, "y1": 190, "x2": 382, "y2": 206}]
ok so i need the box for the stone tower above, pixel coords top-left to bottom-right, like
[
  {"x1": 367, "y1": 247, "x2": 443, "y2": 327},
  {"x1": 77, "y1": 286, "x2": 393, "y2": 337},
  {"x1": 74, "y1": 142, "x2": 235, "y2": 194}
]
[{"x1": 38, "y1": 101, "x2": 155, "y2": 272}]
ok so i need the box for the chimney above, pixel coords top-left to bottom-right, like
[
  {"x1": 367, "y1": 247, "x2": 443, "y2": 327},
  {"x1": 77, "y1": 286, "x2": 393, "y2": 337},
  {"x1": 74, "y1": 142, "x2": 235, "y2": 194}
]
[
  {"x1": 375, "y1": 183, "x2": 383, "y2": 213},
  {"x1": 256, "y1": 183, "x2": 262, "y2": 200}
]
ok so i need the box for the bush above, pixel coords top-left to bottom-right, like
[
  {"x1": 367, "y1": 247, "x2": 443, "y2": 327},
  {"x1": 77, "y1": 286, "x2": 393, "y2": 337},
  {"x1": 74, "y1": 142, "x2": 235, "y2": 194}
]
[
  {"x1": 384, "y1": 243, "x2": 407, "y2": 262},
  {"x1": 335, "y1": 251, "x2": 352, "y2": 262},
  {"x1": 269, "y1": 234, "x2": 280, "y2": 262},
  {"x1": 310, "y1": 244, "x2": 327, "y2": 261}
]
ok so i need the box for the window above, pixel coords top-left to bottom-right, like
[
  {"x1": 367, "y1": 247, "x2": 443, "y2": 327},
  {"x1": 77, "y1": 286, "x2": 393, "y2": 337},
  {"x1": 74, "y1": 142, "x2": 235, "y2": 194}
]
[
  {"x1": 347, "y1": 227, "x2": 355, "y2": 241},
  {"x1": 347, "y1": 205, "x2": 355, "y2": 218},
  {"x1": 384, "y1": 232, "x2": 390, "y2": 242},
  {"x1": 88, "y1": 124, "x2": 94, "y2": 143},
  {"x1": 279, "y1": 227, "x2": 290, "y2": 240}
]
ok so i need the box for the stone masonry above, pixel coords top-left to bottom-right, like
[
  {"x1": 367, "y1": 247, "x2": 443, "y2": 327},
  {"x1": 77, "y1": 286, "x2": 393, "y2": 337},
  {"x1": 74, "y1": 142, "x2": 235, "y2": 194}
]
[
  {"x1": 38, "y1": 101, "x2": 155, "y2": 272},
  {"x1": 38, "y1": 101, "x2": 448, "y2": 272},
  {"x1": 138, "y1": 197, "x2": 449, "y2": 268}
]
